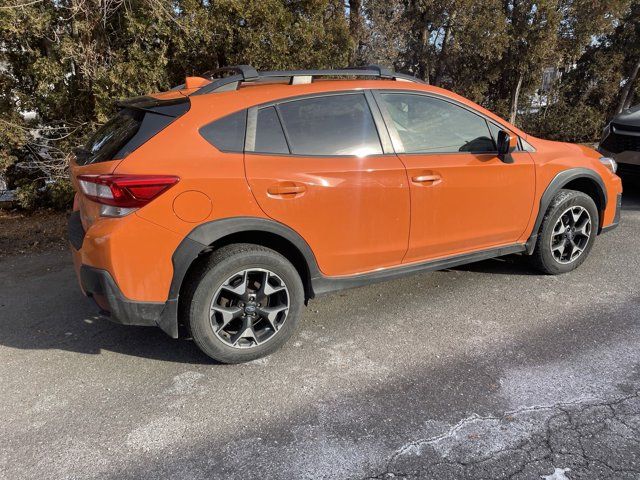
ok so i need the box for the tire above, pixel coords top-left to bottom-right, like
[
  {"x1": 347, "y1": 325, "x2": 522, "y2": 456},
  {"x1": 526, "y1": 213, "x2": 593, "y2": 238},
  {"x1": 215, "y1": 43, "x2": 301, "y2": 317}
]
[
  {"x1": 184, "y1": 243, "x2": 304, "y2": 363},
  {"x1": 530, "y1": 189, "x2": 599, "y2": 275}
]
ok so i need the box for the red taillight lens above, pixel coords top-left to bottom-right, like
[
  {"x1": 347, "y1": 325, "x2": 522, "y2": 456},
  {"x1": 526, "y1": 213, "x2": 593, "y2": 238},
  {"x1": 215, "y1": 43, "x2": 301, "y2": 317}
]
[{"x1": 77, "y1": 174, "x2": 179, "y2": 208}]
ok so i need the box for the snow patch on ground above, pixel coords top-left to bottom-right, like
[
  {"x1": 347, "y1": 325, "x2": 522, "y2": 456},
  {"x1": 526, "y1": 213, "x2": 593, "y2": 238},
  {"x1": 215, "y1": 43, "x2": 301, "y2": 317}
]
[
  {"x1": 165, "y1": 371, "x2": 205, "y2": 395},
  {"x1": 541, "y1": 467, "x2": 571, "y2": 480},
  {"x1": 385, "y1": 330, "x2": 640, "y2": 473},
  {"x1": 126, "y1": 416, "x2": 190, "y2": 452}
]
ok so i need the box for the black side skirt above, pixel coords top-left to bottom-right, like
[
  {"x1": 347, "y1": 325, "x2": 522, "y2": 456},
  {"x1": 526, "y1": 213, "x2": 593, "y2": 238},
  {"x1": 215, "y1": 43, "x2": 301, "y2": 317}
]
[{"x1": 311, "y1": 244, "x2": 526, "y2": 296}]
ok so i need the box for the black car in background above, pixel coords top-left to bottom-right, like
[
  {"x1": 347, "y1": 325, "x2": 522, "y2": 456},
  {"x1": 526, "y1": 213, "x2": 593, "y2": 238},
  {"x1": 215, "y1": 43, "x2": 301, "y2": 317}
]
[{"x1": 599, "y1": 105, "x2": 640, "y2": 176}]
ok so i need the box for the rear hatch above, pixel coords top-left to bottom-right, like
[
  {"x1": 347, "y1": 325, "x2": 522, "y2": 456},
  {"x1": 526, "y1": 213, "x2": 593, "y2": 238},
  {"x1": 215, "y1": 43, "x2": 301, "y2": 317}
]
[{"x1": 70, "y1": 94, "x2": 190, "y2": 231}]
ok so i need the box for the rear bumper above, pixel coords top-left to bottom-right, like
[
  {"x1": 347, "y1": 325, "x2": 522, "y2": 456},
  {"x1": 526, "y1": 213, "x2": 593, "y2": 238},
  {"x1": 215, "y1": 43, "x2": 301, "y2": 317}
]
[
  {"x1": 80, "y1": 265, "x2": 177, "y2": 330},
  {"x1": 68, "y1": 211, "x2": 179, "y2": 337},
  {"x1": 79, "y1": 265, "x2": 165, "y2": 327},
  {"x1": 74, "y1": 259, "x2": 179, "y2": 336}
]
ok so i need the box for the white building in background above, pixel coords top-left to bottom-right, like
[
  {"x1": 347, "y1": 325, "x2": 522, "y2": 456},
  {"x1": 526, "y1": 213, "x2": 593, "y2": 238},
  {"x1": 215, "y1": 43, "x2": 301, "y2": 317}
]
[{"x1": 527, "y1": 64, "x2": 576, "y2": 113}]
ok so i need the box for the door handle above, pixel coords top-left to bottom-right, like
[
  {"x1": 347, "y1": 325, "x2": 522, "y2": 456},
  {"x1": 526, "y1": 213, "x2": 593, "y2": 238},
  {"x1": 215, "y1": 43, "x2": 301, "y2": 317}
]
[
  {"x1": 267, "y1": 183, "x2": 306, "y2": 196},
  {"x1": 411, "y1": 174, "x2": 441, "y2": 184}
]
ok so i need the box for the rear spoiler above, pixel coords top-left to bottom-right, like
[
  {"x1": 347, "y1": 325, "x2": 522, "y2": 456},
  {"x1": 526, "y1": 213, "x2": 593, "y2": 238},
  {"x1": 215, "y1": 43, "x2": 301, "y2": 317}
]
[{"x1": 114, "y1": 96, "x2": 190, "y2": 118}]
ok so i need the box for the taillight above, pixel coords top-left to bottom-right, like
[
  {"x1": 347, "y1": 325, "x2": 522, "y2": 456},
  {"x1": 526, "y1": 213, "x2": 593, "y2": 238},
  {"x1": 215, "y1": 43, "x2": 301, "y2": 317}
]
[{"x1": 77, "y1": 174, "x2": 179, "y2": 216}]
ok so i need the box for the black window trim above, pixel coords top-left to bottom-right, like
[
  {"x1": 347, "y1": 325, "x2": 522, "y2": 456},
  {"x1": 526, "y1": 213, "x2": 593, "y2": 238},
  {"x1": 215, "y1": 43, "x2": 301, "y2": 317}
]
[
  {"x1": 244, "y1": 90, "x2": 394, "y2": 157},
  {"x1": 249, "y1": 105, "x2": 291, "y2": 154},
  {"x1": 206, "y1": 88, "x2": 533, "y2": 158},
  {"x1": 273, "y1": 104, "x2": 294, "y2": 154},
  {"x1": 370, "y1": 89, "x2": 524, "y2": 156}
]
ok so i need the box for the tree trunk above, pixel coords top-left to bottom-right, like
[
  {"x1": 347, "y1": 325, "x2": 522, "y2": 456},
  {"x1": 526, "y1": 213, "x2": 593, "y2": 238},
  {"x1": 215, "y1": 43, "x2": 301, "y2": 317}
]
[
  {"x1": 433, "y1": 16, "x2": 455, "y2": 87},
  {"x1": 418, "y1": 16, "x2": 430, "y2": 84},
  {"x1": 348, "y1": 0, "x2": 362, "y2": 65},
  {"x1": 617, "y1": 57, "x2": 640, "y2": 114},
  {"x1": 509, "y1": 72, "x2": 523, "y2": 124},
  {"x1": 624, "y1": 91, "x2": 635, "y2": 111}
]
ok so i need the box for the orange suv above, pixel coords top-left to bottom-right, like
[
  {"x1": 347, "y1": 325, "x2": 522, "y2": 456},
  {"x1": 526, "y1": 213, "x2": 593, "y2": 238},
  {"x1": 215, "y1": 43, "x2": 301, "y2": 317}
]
[{"x1": 68, "y1": 65, "x2": 622, "y2": 363}]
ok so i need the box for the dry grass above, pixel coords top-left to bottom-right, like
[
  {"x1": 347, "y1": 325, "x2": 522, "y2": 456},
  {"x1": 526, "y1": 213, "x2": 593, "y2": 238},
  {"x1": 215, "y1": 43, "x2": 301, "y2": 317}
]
[{"x1": 0, "y1": 210, "x2": 68, "y2": 257}]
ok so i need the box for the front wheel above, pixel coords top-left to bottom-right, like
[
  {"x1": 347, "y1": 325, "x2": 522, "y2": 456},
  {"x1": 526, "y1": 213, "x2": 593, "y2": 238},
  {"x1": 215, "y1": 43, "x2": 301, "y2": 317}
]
[
  {"x1": 184, "y1": 244, "x2": 304, "y2": 363},
  {"x1": 530, "y1": 189, "x2": 599, "y2": 275}
]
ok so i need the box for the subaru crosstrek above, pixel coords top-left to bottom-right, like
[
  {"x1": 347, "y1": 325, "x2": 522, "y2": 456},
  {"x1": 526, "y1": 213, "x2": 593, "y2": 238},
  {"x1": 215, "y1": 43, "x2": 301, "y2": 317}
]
[{"x1": 68, "y1": 65, "x2": 623, "y2": 363}]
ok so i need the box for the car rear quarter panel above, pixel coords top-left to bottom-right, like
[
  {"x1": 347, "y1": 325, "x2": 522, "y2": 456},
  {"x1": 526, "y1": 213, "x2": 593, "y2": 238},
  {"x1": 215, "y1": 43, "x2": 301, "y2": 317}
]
[
  {"x1": 103, "y1": 92, "x2": 271, "y2": 301},
  {"x1": 78, "y1": 213, "x2": 185, "y2": 301},
  {"x1": 113, "y1": 92, "x2": 267, "y2": 237}
]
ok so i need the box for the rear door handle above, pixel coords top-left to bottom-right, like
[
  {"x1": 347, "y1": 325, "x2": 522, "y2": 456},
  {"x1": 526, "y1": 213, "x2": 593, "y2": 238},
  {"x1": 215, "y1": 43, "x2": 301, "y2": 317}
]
[
  {"x1": 267, "y1": 183, "x2": 306, "y2": 196},
  {"x1": 411, "y1": 174, "x2": 441, "y2": 184}
]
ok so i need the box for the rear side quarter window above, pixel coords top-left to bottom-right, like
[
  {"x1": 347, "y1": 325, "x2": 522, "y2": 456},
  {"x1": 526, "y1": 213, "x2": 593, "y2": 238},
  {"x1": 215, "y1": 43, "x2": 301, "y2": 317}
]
[{"x1": 200, "y1": 110, "x2": 247, "y2": 152}]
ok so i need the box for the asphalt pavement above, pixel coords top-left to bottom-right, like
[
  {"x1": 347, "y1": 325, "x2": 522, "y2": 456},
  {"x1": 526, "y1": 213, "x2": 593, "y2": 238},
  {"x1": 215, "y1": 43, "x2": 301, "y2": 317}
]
[{"x1": 2, "y1": 183, "x2": 640, "y2": 480}]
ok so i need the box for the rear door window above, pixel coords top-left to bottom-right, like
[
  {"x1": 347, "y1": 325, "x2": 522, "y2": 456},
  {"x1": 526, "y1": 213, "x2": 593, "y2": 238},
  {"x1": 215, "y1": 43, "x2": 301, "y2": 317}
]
[
  {"x1": 379, "y1": 93, "x2": 496, "y2": 154},
  {"x1": 255, "y1": 107, "x2": 289, "y2": 154},
  {"x1": 276, "y1": 94, "x2": 383, "y2": 156}
]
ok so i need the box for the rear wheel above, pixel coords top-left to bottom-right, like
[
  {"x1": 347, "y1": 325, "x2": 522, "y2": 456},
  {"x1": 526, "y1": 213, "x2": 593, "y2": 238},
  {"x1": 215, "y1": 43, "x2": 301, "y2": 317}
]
[
  {"x1": 530, "y1": 189, "x2": 599, "y2": 274},
  {"x1": 184, "y1": 244, "x2": 304, "y2": 363}
]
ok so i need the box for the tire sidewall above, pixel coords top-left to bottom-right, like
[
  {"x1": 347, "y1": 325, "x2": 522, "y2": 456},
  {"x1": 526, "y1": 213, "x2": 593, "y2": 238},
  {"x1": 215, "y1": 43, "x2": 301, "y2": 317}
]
[
  {"x1": 189, "y1": 249, "x2": 304, "y2": 363},
  {"x1": 538, "y1": 191, "x2": 599, "y2": 274}
]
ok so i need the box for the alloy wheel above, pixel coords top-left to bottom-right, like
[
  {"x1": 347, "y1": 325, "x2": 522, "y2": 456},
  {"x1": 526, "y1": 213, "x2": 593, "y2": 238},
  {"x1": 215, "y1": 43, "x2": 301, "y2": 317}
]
[
  {"x1": 550, "y1": 206, "x2": 592, "y2": 264},
  {"x1": 209, "y1": 268, "x2": 290, "y2": 349}
]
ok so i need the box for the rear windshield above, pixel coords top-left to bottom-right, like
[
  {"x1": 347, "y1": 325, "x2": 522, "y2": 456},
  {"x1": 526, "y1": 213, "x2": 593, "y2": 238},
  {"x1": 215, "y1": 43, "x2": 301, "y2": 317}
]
[{"x1": 76, "y1": 96, "x2": 189, "y2": 165}]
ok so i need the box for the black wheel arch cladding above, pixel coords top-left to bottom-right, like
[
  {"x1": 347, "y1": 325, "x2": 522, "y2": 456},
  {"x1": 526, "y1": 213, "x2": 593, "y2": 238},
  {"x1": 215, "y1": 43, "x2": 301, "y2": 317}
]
[
  {"x1": 170, "y1": 217, "x2": 320, "y2": 304},
  {"x1": 525, "y1": 167, "x2": 607, "y2": 254}
]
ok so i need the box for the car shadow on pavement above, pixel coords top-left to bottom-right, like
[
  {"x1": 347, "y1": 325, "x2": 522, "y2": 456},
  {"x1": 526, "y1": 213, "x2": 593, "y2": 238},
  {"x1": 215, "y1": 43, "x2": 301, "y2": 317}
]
[
  {"x1": 0, "y1": 248, "x2": 539, "y2": 362},
  {"x1": 6, "y1": 313, "x2": 214, "y2": 364},
  {"x1": 0, "y1": 253, "x2": 214, "y2": 364},
  {"x1": 448, "y1": 255, "x2": 538, "y2": 276}
]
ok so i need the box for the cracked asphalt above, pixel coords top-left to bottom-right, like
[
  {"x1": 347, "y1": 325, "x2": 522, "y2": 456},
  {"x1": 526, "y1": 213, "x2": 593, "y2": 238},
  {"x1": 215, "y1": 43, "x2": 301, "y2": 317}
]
[{"x1": 2, "y1": 181, "x2": 640, "y2": 480}]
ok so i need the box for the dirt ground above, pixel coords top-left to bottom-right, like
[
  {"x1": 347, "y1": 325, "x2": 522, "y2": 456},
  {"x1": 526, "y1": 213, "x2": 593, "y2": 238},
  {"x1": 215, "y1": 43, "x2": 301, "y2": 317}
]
[{"x1": 0, "y1": 210, "x2": 68, "y2": 257}]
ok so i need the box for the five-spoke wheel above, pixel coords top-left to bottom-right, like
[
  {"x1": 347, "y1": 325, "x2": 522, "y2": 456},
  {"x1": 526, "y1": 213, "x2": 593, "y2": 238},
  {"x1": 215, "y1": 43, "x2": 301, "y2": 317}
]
[
  {"x1": 550, "y1": 206, "x2": 592, "y2": 264},
  {"x1": 185, "y1": 243, "x2": 304, "y2": 363},
  {"x1": 531, "y1": 189, "x2": 599, "y2": 274},
  {"x1": 210, "y1": 268, "x2": 290, "y2": 349}
]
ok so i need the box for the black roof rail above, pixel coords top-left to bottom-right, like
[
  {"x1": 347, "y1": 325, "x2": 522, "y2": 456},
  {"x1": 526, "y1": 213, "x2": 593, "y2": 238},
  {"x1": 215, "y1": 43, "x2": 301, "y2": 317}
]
[
  {"x1": 202, "y1": 65, "x2": 259, "y2": 82},
  {"x1": 355, "y1": 65, "x2": 395, "y2": 79},
  {"x1": 191, "y1": 65, "x2": 424, "y2": 96}
]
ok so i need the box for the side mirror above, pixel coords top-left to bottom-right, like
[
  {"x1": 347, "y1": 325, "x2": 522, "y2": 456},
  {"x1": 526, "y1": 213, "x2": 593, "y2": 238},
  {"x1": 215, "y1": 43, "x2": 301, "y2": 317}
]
[{"x1": 497, "y1": 130, "x2": 517, "y2": 162}]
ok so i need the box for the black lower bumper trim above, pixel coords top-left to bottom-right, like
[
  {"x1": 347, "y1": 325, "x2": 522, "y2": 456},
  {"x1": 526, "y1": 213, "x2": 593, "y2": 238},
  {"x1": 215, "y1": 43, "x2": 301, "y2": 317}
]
[
  {"x1": 68, "y1": 211, "x2": 86, "y2": 250},
  {"x1": 601, "y1": 193, "x2": 622, "y2": 234},
  {"x1": 79, "y1": 266, "x2": 178, "y2": 337}
]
